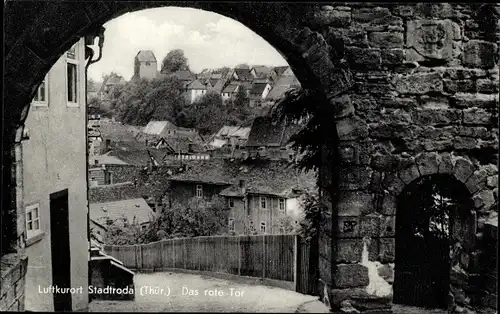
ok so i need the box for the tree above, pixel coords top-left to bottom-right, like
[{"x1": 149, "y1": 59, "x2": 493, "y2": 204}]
[
  {"x1": 235, "y1": 63, "x2": 250, "y2": 69},
  {"x1": 161, "y1": 49, "x2": 190, "y2": 74},
  {"x1": 234, "y1": 86, "x2": 249, "y2": 108},
  {"x1": 184, "y1": 92, "x2": 225, "y2": 135},
  {"x1": 276, "y1": 215, "x2": 299, "y2": 234}
]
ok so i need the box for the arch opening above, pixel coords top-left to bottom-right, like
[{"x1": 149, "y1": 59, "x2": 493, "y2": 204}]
[{"x1": 394, "y1": 174, "x2": 475, "y2": 310}]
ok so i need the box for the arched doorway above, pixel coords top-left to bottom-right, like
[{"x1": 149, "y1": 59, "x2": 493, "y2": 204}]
[{"x1": 393, "y1": 174, "x2": 474, "y2": 309}]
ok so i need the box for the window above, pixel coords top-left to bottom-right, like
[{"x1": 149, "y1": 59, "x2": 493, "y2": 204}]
[
  {"x1": 33, "y1": 76, "x2": 48, "y2": 106},
  {"x1": 228, "y1": 218, "x2": 235, "y2": 232},
  {"x1": 66, "y1": 43, "x2": 79, "y2": 107},
  {"x1": 279, "y1": 199, "x2": 286, "y2": 213},
  {"x1": 260, "y1": 196, "x2": 267, "y2": 209},
  {"x1": 145, "y1": 62, "x2": 151, "y2": 66},
  {"x1": 229, "y1": 198, "x2": 234, "y2": 208},
  {"x1": 260, "y1": 221, "x2": 266, "y2": 233},
  {"x1": 196, "y1": 185, "x2": 203, "y2": 198},
  {"x1": 26, "y1": 204, "x2": 42, "y2": 240}
]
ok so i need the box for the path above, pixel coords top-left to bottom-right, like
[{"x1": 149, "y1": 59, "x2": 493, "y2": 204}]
[{"x1": 89, "y1": 271, "x2": 318, "y2": 312}]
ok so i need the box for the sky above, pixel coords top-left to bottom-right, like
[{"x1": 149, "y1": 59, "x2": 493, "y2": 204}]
[{"x1": 87, "y1": 7, "x2": 289, "y2": 82}]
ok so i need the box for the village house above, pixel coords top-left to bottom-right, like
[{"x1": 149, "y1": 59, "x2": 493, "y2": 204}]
[
  {"x1": 131, "y1": 50, "x2": 158, "y2": 80},
  {"x1": 232, "y1": 68, "x2": 256, "y2": 81},
  {"x1": 22, "y1": 39, "x2": 88, "y2": 311},
  {"x1": 166, "y1": 159, "x2": 316, "y2": 234},
  {"x1": 184, "y1": 79, "x2": 207, "y2": 104},
  {"x1": 98, "y1": 72, "x2": 126, "y2": 100},
  {"x1": 272, "y1": 65, "x2": 294, "y2": 78},
  {"x1": 221, "y1": 83, "x2": 240, "y2": 101},
  {"x1": 139, "y1": 120, "x2": 204, "y2": 145},
  {"x1": 207, "y1": 126, "x2": 251, "y2": 150},
  {"x1": 154, "y1": 137, "x2": 210, "y2": 161},
  {"x1": 249, "y1": 82, "x2": 273, "y2": 107},
  {"x1": 245, "y1": 116, "x2": 302, "y2": 161},
  {"x1": 250, "y1": 65, "x2": 274, "y2": 79}
]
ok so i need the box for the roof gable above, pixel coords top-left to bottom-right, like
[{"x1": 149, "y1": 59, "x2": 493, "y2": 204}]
[
  {"x1": 90, "y1": 198, "x2": 154, "y2": 225},
  {"x1": 250, "y1": 82, "x2": 270, "y2": 95},
  {"x1": 246, "y1": 116, "x2": 286, "y2": 147},
  {"x1": 187, "y1": 80, "x2": 207, "y2": 90}
]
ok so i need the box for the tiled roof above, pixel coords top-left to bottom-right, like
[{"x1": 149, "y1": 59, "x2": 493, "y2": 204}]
[
  {"x1": 246, "y1": 116, "x2": 286, "y2": 147},
  {"x1": 234, "y1": 68, "x2": 254, "y2": 81},
  {"x1": 162, "y1": 137, "x2": 207, "y2": 154},
  {"x1": 251, "y1": 66, "x2": 273, "y2": 77},
  {"x1": 266, "y1": 85, "x2": 293, "y2": 101},
  {"x1": 99, "y1": 122, "x2": 147, "y2": 151},
  {"x1": 250, "y1": 82, "x2": 269, "y2": 95},
  {"x1": 170, "y1": 70, "x2": 195, "y2": 81},
  {"x1": 104, "y1": 74, "x2": 126, "y2": 86},
  {"x1": 209, "y1": 78, "x2": 219, "y2": 87},
  {"x1": 90, "y1": 198, "x2": 155, "y2": 226},
  {"x1": 275, "y1": 75, "x2": 300, "y2": 87},
  {"x1": 273, "y1": 66, "x2": 290, "y2": 76},
  {"x1": 169, "y1": 159, "x2": 316, "y2": 197},
  {"x1": 108, "y1": 150, "x2": 156, "y2": 166},
  {"x1": 215, "y1": 126, "x2": 251, "y2": 139},
  {"x1": 187, "y1": 80, "x2": 207, "y2": 90},
  {"x1": 223, "y1": 84, "x2": 239, "y2": 93},
  {"x1": 89, "y1": 182, "x2": 142, "y2": 203},
  {"x1": 93, "y1": 154, "x2": 129, "y2": 166},
  {"x1": 143, "y1": 121, "x2": 172, "y2": 135},
  {"x1": 135, "y1": 50, "x2": 157, "y2": 62}
]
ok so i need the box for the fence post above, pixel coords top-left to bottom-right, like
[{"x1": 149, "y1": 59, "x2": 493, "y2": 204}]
[
  {"x1": 293, "y1": 234, "x2": 298, "y2": 292},
  {"x1": 172, "y1": 239, "x2": 176, "y2": 269},
  {"x1": 140, "y1": 244, "x2": 144, "y2": 271},
  {"x1": 262, "y1": 235, "x2": 266, "y2": 279},
  {"x1": 198, "y1": 237, "x2": 201, "y2": 271},
  {"x1": 183, "y1": 238, "x2": 187, "y2": 270},
  {"x1": 238, "y1": 236, "x2": 241, "y2": 276}
]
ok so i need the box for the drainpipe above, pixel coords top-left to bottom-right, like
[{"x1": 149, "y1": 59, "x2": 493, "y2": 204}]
[
  {"x1": 14, "y1": 125, "x2": 30, "y2": 251},
  {"x1": 84, "y1": 27, "x2": 105, "y2": 300}
]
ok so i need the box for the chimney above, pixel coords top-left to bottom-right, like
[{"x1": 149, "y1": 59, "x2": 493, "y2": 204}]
[{"x1": 239, "y1": 179, "x2": 246, "y2": 195}]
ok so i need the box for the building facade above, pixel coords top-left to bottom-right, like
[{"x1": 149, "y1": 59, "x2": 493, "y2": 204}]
[{"x1": 22, "y1": 38, "x2": 89, "y2": 311}]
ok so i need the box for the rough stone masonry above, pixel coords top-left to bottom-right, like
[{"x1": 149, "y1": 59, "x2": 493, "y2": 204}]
[{"x1": 312, "y1": 3, "x2": 499, "y2": 314}]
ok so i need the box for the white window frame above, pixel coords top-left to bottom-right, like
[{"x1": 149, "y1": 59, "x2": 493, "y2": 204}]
[
  {"x1": 228, "y1": 218, "x2": 235, "y2": 232},
  {"x1": 260, "y1": 196, "x2": 267, "y2": 210},
  {"x1": 32, "y1": 75, "x2": 49, "y2": 106},
  {"x1": 26, "y1": 203, "x2": 42, "y2": 240},
  {"x1": 260, "y1": 221, "x2": 266, "y2": 233},
  {"x1": 229, "y1": 198, "x2": 235, "y2": 208},
  {"x1": 66, "y1": 42, "x2": 80, "y2": 107},
  {"x1": 196, "y1": 184, "x2": 203, "y2": 198},
  {"x1": 279, "y1": 198, "x2": 286, "y2": 213}
]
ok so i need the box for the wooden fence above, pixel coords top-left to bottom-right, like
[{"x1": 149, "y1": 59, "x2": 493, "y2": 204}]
[{"x1": 103, "y1": 234, "x2": 318, "y2": 295}]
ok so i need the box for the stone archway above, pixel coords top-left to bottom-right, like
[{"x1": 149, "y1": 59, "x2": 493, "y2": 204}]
[
  {"x1": 382, "y1": 152, "x2": 497, "y2": 312},
  {"x1": 2, "y1": 2, "x2": 353, "y2": 306}
]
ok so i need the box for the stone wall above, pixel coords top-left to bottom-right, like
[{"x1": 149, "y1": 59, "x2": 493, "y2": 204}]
[
  {"x1": 312, "y1": 3, "x2": 499, "y2": 313},
  {"x1": 0, "y1": 254, "x2": 28, "y2": 311}
]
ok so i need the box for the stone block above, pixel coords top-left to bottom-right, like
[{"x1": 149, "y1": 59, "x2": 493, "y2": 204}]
[
  {"x1": 379, "y1": 216, "x2": 396, "y2": 237},
  {"x1": 473, "y1": 190, "x2": 495, "y2": 210},
  {"x1": 438, "y1": 153, "x2": 454, "y2": 174},
  {"x1": 393, "y1": 72, "x2": 443, "y2": 94},
  {"x1": 337, "y1": 216, "x2": 360, "y2": 238},
  {"x1": 382, "y1": 172, "x2": 406, "y2": 196},
  {"x1": 319, "y1": 256, "x2": 333, "y2": 285},
  {"x1": 393, "y1": 5, "x2": 414, "y2": 17},
  {"x1": 456, "y1": 126, "x2": 490, "y2": 139},
  {"x1": 465, "y1": 170, "x2": 489, "y2": 195},
  {"x1": 338, "y1": 191, "x2": 374, "y2": 216},
  {"x1": 415, "y1": 152, "x2": 440, "y2": 176},
  {"x1": 339, "y1": 166, "x2": 372, "y2": 190},
  {"x1": 352, "y1": 7, "x2": 391, "y2": 24},
  {"x1": 444, "y1": 79, "x2": 477, "y2": 94},
  {"x1": 371, "y1": 154, "x2": 399, "y2": 172},
  {"x1": 338, "y1": 141, "x2": 370, "y2": 165},
  {"x1": 381, "y1": 49, "x2": 404, "y2": 65},
  {"x1": 359, "y1": 215, "x2": 381, "y2": 237},
  {"x1": 369, "y1": 123, "x2": 412, "y2": 139},
  {"x1": 413, "y1": 108, "x2": 462, "y2": 125},
  {"x1": 398, "y1": 164, "x2": 420, "y2": 185},
  {"x1": 333, "y1": 264, "x2": 369, "y2": 288},
  {"x1": 379, "y1": 193, "x2": 397, "y2": 216},
  {"x1": 419, "y1": 95, "x2": 449, "y2": 109},
  {"x1": 337, "y1": 116, "x2": 369, "y2": 140},
  {"x1": 319, "y1": 234, "x2": 333, "y2": 260},
  {"x1": 377, "y1": 264, "x2": 394, "y2": 284},
  {"x1": 407, "y1": 19, "x2": 460, "y2": 61},
  {"x1": 444, "y1": 67, "x2": 488, "y2": 80},
  {"x1": 486, "y1": 175, "x2": 498, "y2": 188},
  {"x1": 368, "y1": 32, "x2": 403, "y2": 49},
  {"x1": 314, "y1": 8, "x2": 352, "y2": 27},
  {"x1": 332, "y1": 94, "x2": 355, "y2": 120},
  {"x1": 378, "y1": 238, "x2": 395, "y2": 262},
  {"x1": 463, "y1": 40, "x2": 499, "y2": 69},
  {"x1": 452, "y1": 93, "x2": 498, "y2": 109},
  {"x1": 453, "y1": 158, "x2": 476, "y2": 183},
  {"x1": 346, "y1": 47, "x2": 381, "y2": 69},
  {"x1": 477, "y1": 78, "x2": 499, "y2": 93}
]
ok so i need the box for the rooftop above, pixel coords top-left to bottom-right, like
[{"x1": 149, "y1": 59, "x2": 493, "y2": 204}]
[
  {"x1": 142, "y1": 121, "x2": 174, "y2": 135},
  {"x1": 222, "y1": 84, "x2": 239, "y2": 93},
  {"x1": 89, "y1": 198, "x2": 155, "y2": 226},
  {"x1": 246, "y1": 116, "x2": 286, "y2": 147},
  {"x1": 169, "y1": 159, "x2": 316, "y2": 197},
  {"x1": 250, "y1": 82, "x2": 269, "y2": 95},
  {"x1": 135, "y1": 50, "x2": 157, "y2": 63},
  {"x1": 187, "y1": 79, "x2": 207, "y2": 90},
  {"x1": 234, "y1": 68, "x2": 254, "y2": 81}
]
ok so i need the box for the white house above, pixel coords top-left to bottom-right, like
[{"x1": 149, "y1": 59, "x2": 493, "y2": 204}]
[{"x1": 184, "y1": 80, "x2": 207, "y2": 104}]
